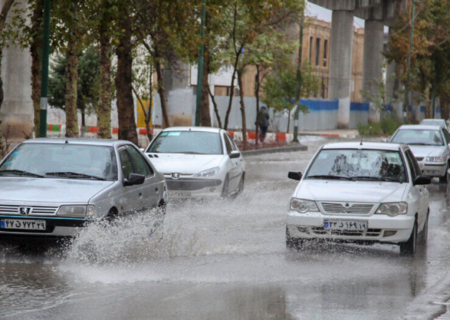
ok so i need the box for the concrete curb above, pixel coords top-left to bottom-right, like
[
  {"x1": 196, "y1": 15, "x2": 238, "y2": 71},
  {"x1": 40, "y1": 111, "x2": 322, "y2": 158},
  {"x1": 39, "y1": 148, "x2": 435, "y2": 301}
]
[
  {"x1": 242, "y1": 145, "x2": 308, "y2": 156},
  {"x1": 299, "y1": 132, "x2": 359, "y2": 139}
]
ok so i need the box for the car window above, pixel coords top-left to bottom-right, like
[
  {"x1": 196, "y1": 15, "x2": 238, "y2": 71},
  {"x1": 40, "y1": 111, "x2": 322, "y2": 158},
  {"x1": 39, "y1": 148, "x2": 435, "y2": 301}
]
[
  {"x1": 0, "y1": 143, "x2": 118, "y2": 180},
  {"x1": 404, "y1": 149, "x2": 421, "y2": 180},
  {"x1": 147, "y1": 131, "x2": 223, "y2": 155},
  {"x1": 226, "y1": 133, "x2": 238, "y2": 151},
  {"x1": 126, "y1": 145, "x2": 153, "y2": 177},
  {"x1": 119, "y1": 148, "x2": 134, "y2": 178},
  {"x1": 391, "y1": 129, "x2": 444, "y2": 146},
  {"x1": 223, "y1": 133, "x2": 233, "y2": 154},
  {"x1": 305, "y1": 149, "x2": 407, "y2": 182},
  {"x1": 443, "y1": 129, "x2": 450, "y2": 144}
]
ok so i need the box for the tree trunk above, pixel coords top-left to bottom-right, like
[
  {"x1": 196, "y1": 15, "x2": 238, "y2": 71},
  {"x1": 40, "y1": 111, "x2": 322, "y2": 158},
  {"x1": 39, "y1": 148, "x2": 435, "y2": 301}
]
[
  {"x1": 237, "y1": 69, "x2": 247, "y2": 150},
  {"x1": 201, "y1": 45, "x2": 211, "y2": 126},
  {"x1": 115, "y1": 15, "x2": 138, "y2": 144},
  {"x1": 97, "y1": 28, "x2": 112, "y2": 139},
  {"x1": 155, "y1": 58, "x2": 170, "y2": 128},
  {"x1": 255, "y1": 65, "x2": 260, "y2": 146},
  {"x1": 147, "y1": 65, "x2": 153, "y2": 141},
  {"x1": 286, "y1": 109, "x2": 291, "y2": 133},
  {"x1": 207, "y1": 86, "x2": 221, "y2": 128},
  {"x1": 64, "y1": 25, "x2": 80, "y2": 138},
  {"x1": 441, "y1": 96, "x2": 449, "y2": 121},
  {"x1": 223, "y1": 54, "x2": 240, "y2": 130},
  {"x1": 30, "y1": 0, "x2": 43, "y2": 138}
]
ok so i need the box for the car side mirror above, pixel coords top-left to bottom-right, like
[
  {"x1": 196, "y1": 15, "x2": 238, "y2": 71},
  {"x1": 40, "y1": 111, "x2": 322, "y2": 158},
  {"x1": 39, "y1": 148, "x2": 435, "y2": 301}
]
[
  {"x1": 230, "y1": 151, "x2": 241, "y2": 159},
  {"x1": 139, "y1": 148, "x2": 145, "y2": 152},
  {"x1": 447, "y1": 143, "x2": 450, "y2": 150},
  {"x1": 414, "y1": 176, "x2": 431, "y2": 186},
  {"x1": 123, "y1": 173, "x2": 145, "y2": 186},
  {"x1": 381, "y1": 137, "x2": 389, "y2": 143},
  {"x1": 288, "y1": 171, "x2": 302, "y2": 181}
]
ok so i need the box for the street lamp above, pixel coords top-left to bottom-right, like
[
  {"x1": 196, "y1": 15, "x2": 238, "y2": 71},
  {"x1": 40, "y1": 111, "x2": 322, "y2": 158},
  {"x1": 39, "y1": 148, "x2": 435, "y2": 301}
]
[
  {"x1": 403, "y1": 0, "x2": 416, "y2": 124},
  {"x1": 39, "y1": 0, "x2": 51, "y2": 138},
  {"x1": 292, "y1": 14, "x2": 304, "y2": 143},
  {"x1": 195, "y1": 0, "x2": 207, "y2": 127}
]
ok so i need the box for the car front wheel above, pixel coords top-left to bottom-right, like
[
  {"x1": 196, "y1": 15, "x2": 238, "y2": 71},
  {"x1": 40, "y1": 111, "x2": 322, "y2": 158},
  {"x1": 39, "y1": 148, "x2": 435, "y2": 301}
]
[
  {"x1": 286, "y1": 226, "x2": 303, "y2": 249},
  {"x1": 400, "y1": 221, "x2": 417, "y2": 256}
]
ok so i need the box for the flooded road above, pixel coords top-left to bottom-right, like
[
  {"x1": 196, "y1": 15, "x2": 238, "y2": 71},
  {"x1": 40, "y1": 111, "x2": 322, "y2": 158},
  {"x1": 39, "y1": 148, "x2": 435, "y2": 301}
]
[{"x1": 2, "y1": 136, "x2": 450, "y2": 320}]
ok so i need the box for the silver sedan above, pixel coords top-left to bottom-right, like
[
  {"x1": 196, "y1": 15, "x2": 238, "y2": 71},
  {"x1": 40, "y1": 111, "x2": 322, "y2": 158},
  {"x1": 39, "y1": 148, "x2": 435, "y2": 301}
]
[
  {"x1": 390, "y1": 125, "x2": 450, "y2": 182},
  {"x1": 0, "y1": 138, "x2": 167, "y2": 239}
]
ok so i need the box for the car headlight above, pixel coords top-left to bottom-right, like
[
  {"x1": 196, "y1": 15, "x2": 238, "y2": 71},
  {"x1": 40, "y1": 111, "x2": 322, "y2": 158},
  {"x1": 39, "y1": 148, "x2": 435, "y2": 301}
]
[
  {"x1": 290, "y1": 198, "x2": 319, "y2": 213},
  {"x1": 194, "y1": 166, "x2": 220, "y2": 177},
  {"x1": 57, "y1": 205, "x2": 87, "y2": 218},
  {"x1": 426, "y1": 156, "x2": 444, "y2": 163},
  {"x1": 376, "y1": 202, "x2": 408, "y2": 217}
]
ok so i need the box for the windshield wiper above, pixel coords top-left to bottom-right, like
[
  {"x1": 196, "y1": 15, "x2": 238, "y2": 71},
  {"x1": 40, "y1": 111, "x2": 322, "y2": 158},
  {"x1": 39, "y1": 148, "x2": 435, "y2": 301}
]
[
  {"x1": 45, "y1": 171, "x2": 105, "y2": 181},
  {"x1": 307, "y1": 175, "x2": 354, "y2": 181},
  {"x1": 408, "y1": 142, "x2": 429, "y2": 145},
  {"x1": 0, "y1": 169, "x2": 44, "y2": 178},
  {"x1": 353, "y1": 176, "x2": 401, "y2": 183}
]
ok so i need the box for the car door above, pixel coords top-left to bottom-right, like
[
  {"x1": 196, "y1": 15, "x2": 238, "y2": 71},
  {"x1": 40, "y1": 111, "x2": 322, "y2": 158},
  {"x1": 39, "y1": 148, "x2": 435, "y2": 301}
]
[
  {"x1": 118, "y1": 146, "x2": 143, "y2": 213},
  {"x1": 125, "y1": 145, "x2": 160, "y2": 209},
  {"x1": 222, "y1": 132, "x2": 241, "y2": 193},
  {"x1": 404, "y1": 148, "x2": 428, "y2": 228},
  {"x1": 225, "y1": 132, "x2": 244, "y2": 192},
  {"x1": 442, "y1": 129, "x2": 450, "y2": 165}
]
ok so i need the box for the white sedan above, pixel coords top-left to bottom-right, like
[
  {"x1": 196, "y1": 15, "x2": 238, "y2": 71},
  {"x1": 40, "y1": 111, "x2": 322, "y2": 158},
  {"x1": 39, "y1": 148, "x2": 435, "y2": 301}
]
[
  {"x1": 286, "y1": 142, "x2": 431, "y2": 256},
  {"x1": 145, "y1": 127, "x2": 245, "y2": 200}
]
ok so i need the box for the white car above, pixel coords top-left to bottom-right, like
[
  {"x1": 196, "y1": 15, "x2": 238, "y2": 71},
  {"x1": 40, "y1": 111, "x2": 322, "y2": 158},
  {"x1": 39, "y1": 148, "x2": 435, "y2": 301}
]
[
  {"x1": 389, "y1": 125, "x2": 450, "y2": 182},
  {"x1": 145, "y1": 127, "x2": 245, "y2": 200},
  {"x1": 286, "y1": 142, "x2": 431, "y2": 256}
]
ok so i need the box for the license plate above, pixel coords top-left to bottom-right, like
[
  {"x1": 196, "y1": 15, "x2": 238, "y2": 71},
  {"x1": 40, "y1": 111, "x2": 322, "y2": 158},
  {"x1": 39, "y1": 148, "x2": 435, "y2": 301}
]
[
  {"x1": 324, "y1": 219, "x2": 367, "y2": 231},
  {"x1": 171, "y1": 191, "x2": 192, "y2": 199},
  {"x1": 0, "y1": 219, "x2": 46, "y2": 230}
]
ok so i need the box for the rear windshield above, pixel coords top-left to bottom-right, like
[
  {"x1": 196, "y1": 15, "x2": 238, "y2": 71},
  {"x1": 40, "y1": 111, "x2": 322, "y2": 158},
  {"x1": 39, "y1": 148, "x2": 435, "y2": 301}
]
[
  {"x1": 306, "y1": 149, "x2": 407, "y2": 183},
  {"x1": 391, "y1": 129, "x2": 444, "y2": 146},
  {"x1": 147, "y1": 131, "x2": 223, "y2": 155}
]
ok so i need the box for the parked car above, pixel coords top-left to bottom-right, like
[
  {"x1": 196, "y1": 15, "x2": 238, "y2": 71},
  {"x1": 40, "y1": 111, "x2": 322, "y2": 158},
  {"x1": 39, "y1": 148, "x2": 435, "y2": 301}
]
[
  {"x1": 389, "y1": 125, "x2": 450, "y2": 182},
  {"x1": 420, "y1": 118, "x2": 448, "y2": 130},
  {"x1": 145, "y1": 127, "x2": 245, "y2": 199},
  {"x1": 286, "y1": 142, "x2": 430, "y2": 256},
  {"x1": 0, "y1": 138, "x2": 167, "y2": 240}
]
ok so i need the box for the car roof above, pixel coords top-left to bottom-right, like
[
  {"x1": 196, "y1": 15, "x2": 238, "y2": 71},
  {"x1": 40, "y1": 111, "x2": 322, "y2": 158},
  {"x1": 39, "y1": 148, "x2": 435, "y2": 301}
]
[
  {"x1": 397, "y1": 124, "x2": 442, "y2": 130},
  {"x1": 321, "y1": 141, "x2": 403, "y2": 151},
  {"x1": 162, "y1": 126, "x2": 222, "y2": 133},
  {"x1": 421, "y1": 119, "x2": 445, "y2": 122},
  {"x1": 22, "y1": 138, "x2": 128, "y2": 146}
]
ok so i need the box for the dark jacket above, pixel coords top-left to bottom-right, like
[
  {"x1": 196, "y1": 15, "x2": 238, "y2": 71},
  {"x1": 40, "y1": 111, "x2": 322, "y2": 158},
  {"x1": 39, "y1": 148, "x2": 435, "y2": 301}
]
[{"x1": 257, "y1": 106, "x2": 270, "y2": 127}]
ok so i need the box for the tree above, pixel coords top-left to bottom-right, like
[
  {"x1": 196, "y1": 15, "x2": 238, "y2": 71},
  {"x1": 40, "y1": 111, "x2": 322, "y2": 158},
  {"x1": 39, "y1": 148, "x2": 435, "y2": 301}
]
[
  {"x1": 48, "y1": 47, "x2": 100, "y2": 127},
  {"x1": 220, "y1": 0, "x2": 304, "y2": 149},
  {"x1": 385, "y1": 0, "x2": 450, "y2": 122},
  {"x1": 262, "y1": 60, "x2": 320, "y2": 133}
]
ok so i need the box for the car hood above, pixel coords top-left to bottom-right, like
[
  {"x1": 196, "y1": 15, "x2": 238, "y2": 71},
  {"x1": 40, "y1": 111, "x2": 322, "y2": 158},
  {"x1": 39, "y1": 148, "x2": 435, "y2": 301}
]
[
  {"x1": 146, "y1": 153, "x2": 225, "y2": 175},
  {"x1": 0, "y1": 177, "x2": 114, "y2": 204},
  {"x1": 408, "y1": 145, "x2": 447, "y2": 158},
  {"x1": 295, "y1": 180, "x2": 408, "y2": 203}
]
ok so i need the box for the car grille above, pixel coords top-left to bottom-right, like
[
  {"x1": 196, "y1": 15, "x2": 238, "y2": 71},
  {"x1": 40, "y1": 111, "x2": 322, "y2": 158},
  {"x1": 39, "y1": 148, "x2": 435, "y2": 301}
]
[
  {"x1": 0, "y1": 205, "x2": 59, "y2": 215},
  {"x1": 166, "y1": 179, "x2": 222, "y2": 191},
  {"x1": 320, "y1": 202, "x2": 374, "y2": 215},
  {"x1": 415, "y1": 157, "x2": 424, "y2": 162},
  {"x1": 311, "y1": 227, "x2": 382, "y2": 237}
]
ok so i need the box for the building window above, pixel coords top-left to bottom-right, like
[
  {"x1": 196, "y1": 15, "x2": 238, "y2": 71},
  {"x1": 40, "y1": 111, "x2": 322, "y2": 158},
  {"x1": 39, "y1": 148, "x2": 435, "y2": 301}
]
[
  {"x1": 192, "y1": 85, "x2": 197, "y2": 95},
  {"x1": 226, "y1": 87, "x2": 240, "y2": 96},
  {"x1": 323, "y1": 40, "x2": 328, "y2": 67},
  {"x1": 315, "y1": 38, "x2": 320, "y2": 66},
  {"x1": 309, "y1": 36, "x2": 313, "y2": 63}
]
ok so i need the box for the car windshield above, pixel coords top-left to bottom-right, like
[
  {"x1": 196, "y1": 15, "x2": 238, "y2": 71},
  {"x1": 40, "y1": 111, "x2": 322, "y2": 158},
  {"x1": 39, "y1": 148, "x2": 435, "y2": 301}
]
[
  {"x1": 306, "y1": 149, "x2": 407, "y2": 182},
  {"x1": 0, "y1": 143, "x2": 118, "y2": 180},
  {"x1": 391, "y1": 129, "x2": 444, "y2": 146},
  {"x1": 420, "y1": 120, "x2": 445, "y2": 127},
  {"x1": 147, "y1": 131, "x2": 223, "y2": 155}
]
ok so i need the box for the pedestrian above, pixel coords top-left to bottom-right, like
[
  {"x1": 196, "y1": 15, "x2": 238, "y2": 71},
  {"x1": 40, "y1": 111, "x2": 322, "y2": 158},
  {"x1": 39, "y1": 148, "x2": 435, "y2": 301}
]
[{"x1": 256, "y1": 105, "x2": 270, "y2": 143}]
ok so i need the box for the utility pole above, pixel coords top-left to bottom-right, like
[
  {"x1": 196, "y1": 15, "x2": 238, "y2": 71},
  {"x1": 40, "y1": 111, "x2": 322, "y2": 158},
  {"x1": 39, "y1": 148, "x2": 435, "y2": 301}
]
[
  {"x1": 292, "y1": 14, "x2": 304, "y2": 143},
  {"x1": 403, "y1": 0, "x2": 416, "y2": 124},
  {"x1": 195, "y1": 0, "x2": 206, "y2": 126},
  {"x1": 39, "y1": 0, "x2": 51, "y2": 138}
]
